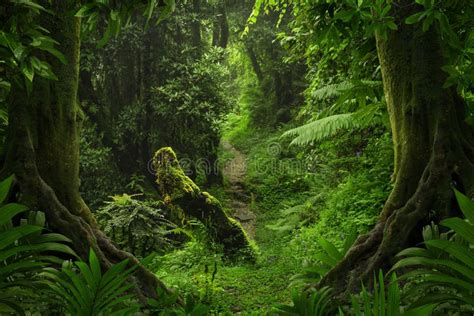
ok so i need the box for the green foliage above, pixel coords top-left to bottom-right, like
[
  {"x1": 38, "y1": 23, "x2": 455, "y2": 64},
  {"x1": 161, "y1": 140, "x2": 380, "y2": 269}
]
[
  {"x1": 79, "y1": 122, "x2": 127, "y2": 210},
  {"x1": 146, "y1": 46, "x2": 233, "y2": 166},
  {"x1": 96, "y1": 195, "x2": 181, "y2": 257},
  {"x1": 0, "y1": 1, "x2": 66, "y2": 95},
  {"x1": 392, "y1": 189, "x2": 474, "y2": 313},
  {"x1": 282, "y1": 80, "x2": 385, "y2": 146},
  {"x1": 350, "y1": 272, "x2": 436, "y2": 316},
  {"x1": 76, "y1": 0, "x2": 176, "y2": 47},
  {"x1": 290, "y1": 229, "x2": 357, "y2": 287},
  {"x1": 274, "y1": 287, "x2": 334, "y2": 316},
  {"x1": 43, "y1": 249, "x2": 140, "y2": 316},
  {"x1": 0, "y1": 176, "x2": 76, "y2": 315},
  {"x1": 149, "y1": 287, "x2": 211, "y2": 315}
]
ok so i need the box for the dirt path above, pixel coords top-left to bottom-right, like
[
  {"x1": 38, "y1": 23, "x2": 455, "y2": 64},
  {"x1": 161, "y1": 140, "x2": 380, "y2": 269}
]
[{"x1": 221, "y1": 140, "x2": 256, "y2": 238}]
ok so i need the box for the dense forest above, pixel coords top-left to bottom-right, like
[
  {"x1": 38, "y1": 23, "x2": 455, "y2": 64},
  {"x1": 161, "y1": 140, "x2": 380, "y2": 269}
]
[{"x1": 1, "y1": 0, "x2": 474, "y2": 314}]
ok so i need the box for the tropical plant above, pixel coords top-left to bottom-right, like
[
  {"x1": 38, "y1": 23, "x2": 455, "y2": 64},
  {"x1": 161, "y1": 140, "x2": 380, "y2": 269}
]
[
  {"x1": 277, "y1": 272, "x2": 437, "y2": 315},
  {"x1": 392, "y1": 189, "x2": 474, "y2": 313},
  {"x1": 0, "y1": 175, "x2": 76, "y2": 315},
  {"x1": 349, "y1": 271, "x2": 436, "y2": 316},
  {"x1": 290, "y1": 228, "x2": 357, "y2": 287},
  {"x1": 42, "y1": 249, "x2": 140, "y2": 316},
  {"x1": 95, "y1": 195, "x2": 181, "y2": 257},
  {"x1": 282, "y1": 80, "x2": 385, "y2": 147},
  {"x1": 273, "y1": 287, "x2": 335, "y2": 316},
  {"x1": 148, "y1": 287, "x2": 211, "y2": 315}
]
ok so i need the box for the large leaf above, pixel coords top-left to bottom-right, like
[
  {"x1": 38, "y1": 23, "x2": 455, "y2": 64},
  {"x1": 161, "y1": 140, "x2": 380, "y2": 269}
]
[
  {"x1": 453, "y1": 189, "x2": 474, "y2": 223},
  {"x1": 0, "y1": 176, "x2": 14, "y2": 204},
  {"x1": 0, "y1": 203, "x2": 29, "y2": 226}
]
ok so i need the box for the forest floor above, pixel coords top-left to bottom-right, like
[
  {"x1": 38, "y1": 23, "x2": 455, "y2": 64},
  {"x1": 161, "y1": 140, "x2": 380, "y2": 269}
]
[{"x1": 221, "y1": 140, "x2": 256, "y2": 238}]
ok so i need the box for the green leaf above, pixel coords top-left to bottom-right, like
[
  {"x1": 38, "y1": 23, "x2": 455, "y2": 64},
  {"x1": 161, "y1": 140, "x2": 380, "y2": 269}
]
[
  {"x1": 21, "y1": 62, "x2": 34, "y2": 82},
  {"x1": 0, "y1": 225, "x2": 43, "y2": 250},
  {"x1": 75, "y1": 4, "x2": 96, "y2": 17},
  {"x1": 13, "y1": 0, "x2": 51, "y2": 13},
  {"x1": 386, "y1": 21, "x2": 398, "y2": 31},
  {"x1": 441, "y1": 217, "x2": 474, "y2": 244},
  {"x1": 37, "y1": 46, "x2": 67, "y2": 65},
  {"x1": 405, "y1": 12, "x2": 424, "y2": 24},
  {"x1": 454, "y1": 189, "x2": 474, "y2": 223},
  {"x1": 0, "y1": 176, "x2": 14, "y2": 204},
  {"x1": 404, "y1": 304, "x2": 437, "y2": 316},
  {"x1": 334, "y1": 10, "x2": 354, "y2": 23},
  {"x1": 13, "y1": 45, "x2": 25, "y2": 61},
  {"x1": 156, "y1": 0, "x2": 176, "y2": 24},
  {"x1": 97, "y1": 22, "x2": 113, "y2": 48},
  {"x1": 0, "y1": 203, "x2": 29, "y2": 226}
]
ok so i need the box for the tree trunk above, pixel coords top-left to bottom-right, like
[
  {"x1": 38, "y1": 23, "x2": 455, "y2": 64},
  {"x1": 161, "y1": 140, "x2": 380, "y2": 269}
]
[
  {"x1": 2, "y1": 1, "x2": 171, "y2": 303},
  {"x1": 318, "y1": 3, "x2": 474, "y2": 296},
  {"x1": 217, "y1": 5, "x2": 229, "y2": 49},
  {"x1": 246, "y1": 44, "x2": 263, "y2": 82},
  {"x1": 191, "y1": 0, "x2": 202, "y2": 48},
  {"x1": 153, "y1": 147, "x2": 255, "y2": 261}
]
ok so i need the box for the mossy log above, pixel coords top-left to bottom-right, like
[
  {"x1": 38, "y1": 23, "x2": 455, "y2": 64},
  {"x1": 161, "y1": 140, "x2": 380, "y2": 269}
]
[{"x1": 153, "y1": 147, "x2": 255, "y2": 261}]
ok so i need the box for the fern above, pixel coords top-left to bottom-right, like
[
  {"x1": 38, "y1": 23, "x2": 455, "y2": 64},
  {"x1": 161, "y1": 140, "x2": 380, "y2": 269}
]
[
  {"x1": 311, "y1": 81, "x2": 353, "y2": 100},
  {"x1": 311, "y1": 80, "x2": 381, "y2": 102},
  {"x1": 283, "y1": 102, "x2": 384, "y2": 146},
  {"x1": 283, "y1": 113, "x2": 356, "y2": 146},
  {"x1": 285, "y1": 79, "x2": 385, "y2": 147},
  {"x1": 96, "y1": 196, "x2": 180, "y2": 256}
]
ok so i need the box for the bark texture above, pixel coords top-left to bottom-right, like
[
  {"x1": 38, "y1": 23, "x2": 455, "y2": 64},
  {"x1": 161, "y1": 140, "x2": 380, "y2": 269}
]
[
  {"x1": 2, "y1": 1, "x2": 171, "y2": 303},
  {"x1": 318, "y1": 2, "x2": 474, "y2": 296},
  {"x1": 153, "y1": 147, "x2": 256, "y2": 261}
]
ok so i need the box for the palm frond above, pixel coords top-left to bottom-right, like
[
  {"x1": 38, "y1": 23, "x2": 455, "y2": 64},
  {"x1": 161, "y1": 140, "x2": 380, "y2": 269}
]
[
  {"x1": 0, "y1": 176, "x2": 76, "y2": 315},
  {"x1": 43, "y1": 249, "x2": 140, "y2": 316}
]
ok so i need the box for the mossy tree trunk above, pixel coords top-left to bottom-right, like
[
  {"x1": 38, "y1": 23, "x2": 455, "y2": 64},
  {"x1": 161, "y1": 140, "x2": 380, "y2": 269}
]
[
  {"x1": 153, "y1": 147, "x2": 255, "y2": 261},
  {"x1": 319, "y1": 2, "x2": 474, "y2": 295},
  {"x1": 2, "y1": 1, "x2": 170, "y2": 303}
]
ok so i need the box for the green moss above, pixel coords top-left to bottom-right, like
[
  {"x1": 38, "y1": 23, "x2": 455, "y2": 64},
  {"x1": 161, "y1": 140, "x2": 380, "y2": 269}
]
[
  {"x1": 153, "y1": 147, "x2": 200, "y2": 201},
  {"x1": 152, "y1": 147, "x2": 255, "y2": 261}
]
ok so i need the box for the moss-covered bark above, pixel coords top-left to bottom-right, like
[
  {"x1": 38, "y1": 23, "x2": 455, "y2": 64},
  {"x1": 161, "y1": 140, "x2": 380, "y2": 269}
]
[
  {"x1": 319, "y1": 1, "x2": 474, "y2": 296},
  {"x1": 153, "y1": 147, "x2": 255, "y2": 261},
  {"x1": 2, "y1": 1, "x2": 172, "y2": 303}
]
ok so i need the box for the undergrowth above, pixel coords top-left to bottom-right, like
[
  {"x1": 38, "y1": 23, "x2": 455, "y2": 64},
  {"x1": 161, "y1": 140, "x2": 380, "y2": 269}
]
[{"x1": 151, "y1": 108, "x2": 393, "y2": 314}]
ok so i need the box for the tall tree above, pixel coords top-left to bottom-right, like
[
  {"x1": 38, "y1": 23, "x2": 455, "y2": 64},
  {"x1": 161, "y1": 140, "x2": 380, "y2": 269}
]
[
  {"x1": 254, "y1": 0, "x2": 474, "y2": 295},
  {"x1": 320, "y1": 1, "x2": 474, "y2": 295},
  {"x1": 1, "y1": 0, "x2": 175, "y2": 302}
]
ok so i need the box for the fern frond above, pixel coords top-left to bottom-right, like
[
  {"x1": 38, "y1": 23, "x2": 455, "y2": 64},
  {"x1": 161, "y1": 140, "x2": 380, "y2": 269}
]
[
  {"x1": 311, "y1": 81, "x2": 353, "y2": 100},
  {"x1": 282, "y1": 113, "x2": 356, "y2": 147},
  {"x1": 282, "y1": 103, "x2": 384, "y2": 147}
]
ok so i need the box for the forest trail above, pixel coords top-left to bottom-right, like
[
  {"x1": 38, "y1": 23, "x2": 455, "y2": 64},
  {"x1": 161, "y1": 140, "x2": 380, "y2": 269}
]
[{"x1": 221, "y1": 140, "x2": 257, "y2": 239}]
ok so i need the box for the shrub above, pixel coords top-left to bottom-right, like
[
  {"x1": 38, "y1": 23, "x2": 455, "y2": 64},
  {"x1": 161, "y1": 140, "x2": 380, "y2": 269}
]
[{"x1": 96, "y1": 194, "x2": 184, "y2": 257}]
